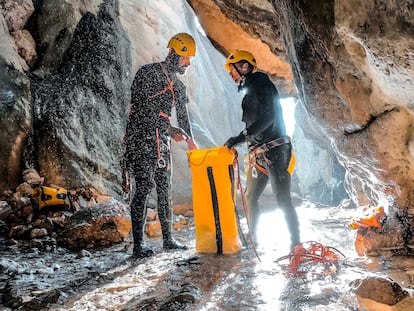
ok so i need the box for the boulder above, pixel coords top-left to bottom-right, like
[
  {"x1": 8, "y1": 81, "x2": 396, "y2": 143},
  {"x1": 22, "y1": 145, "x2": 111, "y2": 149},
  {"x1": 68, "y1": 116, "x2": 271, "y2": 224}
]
[{"x1": 58, "y1": 199, "x2": 131, "y2": 250}]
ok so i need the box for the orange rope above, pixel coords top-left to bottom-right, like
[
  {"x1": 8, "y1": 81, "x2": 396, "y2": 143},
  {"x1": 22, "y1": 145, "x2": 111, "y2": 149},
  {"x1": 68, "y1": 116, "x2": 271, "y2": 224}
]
[
  {"x1": 234, "y1": 150, "x2": 261, "y2": 262},
  {"x1": 275, "y1": 241, "x2": 345, "y2": 276}
]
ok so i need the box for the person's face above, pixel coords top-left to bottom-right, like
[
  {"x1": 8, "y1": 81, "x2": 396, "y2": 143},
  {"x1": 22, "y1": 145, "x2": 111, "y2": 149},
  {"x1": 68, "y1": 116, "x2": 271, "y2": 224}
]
[
  {"x1": 177, "y1": 56, "x2": 191, "y2": 75},
  {"x1": 229, "y1": 63, "x2": 241, "y2": 84},
  {"x1": 229, "y1": 62, "x2": 249, "y2": 84}
]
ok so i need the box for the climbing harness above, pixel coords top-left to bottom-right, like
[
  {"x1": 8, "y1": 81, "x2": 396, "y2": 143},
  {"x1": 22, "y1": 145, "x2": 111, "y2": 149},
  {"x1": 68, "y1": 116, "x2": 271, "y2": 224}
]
[
  {"x1": 155, "y1": 128, "x2": 170, "y2": 168},
  {"x1": 150, "y1": 63, "x2": 177, "y2": 168},
  {"x1": 275, "y1": 241, "x2": 345, "y2": 277},
  {"x1": 251, "y1": 136, "x2": 291, "y2": 155},
  {"x1": 246, "y1": 153, "x2": 269, "y2": 178},
  {"x1": 123, "y1": 62, "x2": 181, "y2": 195},
  {"x1": 149, "y1": 63, "x2": 176, "y2": 107},
  {"x1": 247, "y1": 135, "x2": 295, "y2": 178}
]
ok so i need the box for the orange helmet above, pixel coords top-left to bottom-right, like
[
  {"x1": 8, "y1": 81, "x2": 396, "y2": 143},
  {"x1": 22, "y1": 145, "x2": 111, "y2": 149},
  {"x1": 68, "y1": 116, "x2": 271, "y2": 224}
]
[
  {"x1": 167, "y1": 33, "x2": 196, "y2": 57},
  {"x1": 225, "y1": 50, "x2": 257, "y2": 72}
]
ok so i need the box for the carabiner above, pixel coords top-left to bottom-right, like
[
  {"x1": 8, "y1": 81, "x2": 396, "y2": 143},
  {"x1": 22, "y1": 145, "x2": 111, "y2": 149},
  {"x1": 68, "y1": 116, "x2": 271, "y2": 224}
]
[
  {"x1": 251, "y1": 166, "x2": 258, "y2": 178},
  {"x1": 157, "y1": 157, "x2": 167, "y2": 168}
]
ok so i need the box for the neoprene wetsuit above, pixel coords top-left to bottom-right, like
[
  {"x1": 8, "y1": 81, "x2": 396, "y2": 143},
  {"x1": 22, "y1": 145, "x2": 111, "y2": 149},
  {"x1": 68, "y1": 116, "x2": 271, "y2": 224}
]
[
  {"x1": 239, "y1": 71, "x2": 300, "y2": 249},
  {"x1": 124, "y1": 61, "x2": 193, "y2": 255}
]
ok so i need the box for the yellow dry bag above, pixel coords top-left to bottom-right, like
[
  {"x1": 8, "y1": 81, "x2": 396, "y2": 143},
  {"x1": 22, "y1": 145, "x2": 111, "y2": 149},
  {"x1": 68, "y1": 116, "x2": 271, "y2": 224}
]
[{"x1": 187, "y1": 146, "x2": 241, "y2": 254}]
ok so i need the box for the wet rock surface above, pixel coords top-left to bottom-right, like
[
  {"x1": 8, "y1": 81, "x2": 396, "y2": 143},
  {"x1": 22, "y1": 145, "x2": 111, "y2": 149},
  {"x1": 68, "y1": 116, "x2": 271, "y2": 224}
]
[
  {"x1": 353, "y1": 276, "x2": 409, "y2": 305},
  {"x1": 59, "y1": 199, "x2": 131, "y2": 250},
  {"x1": 1, "y1": 197, "x2": 413, "y2": 311}
]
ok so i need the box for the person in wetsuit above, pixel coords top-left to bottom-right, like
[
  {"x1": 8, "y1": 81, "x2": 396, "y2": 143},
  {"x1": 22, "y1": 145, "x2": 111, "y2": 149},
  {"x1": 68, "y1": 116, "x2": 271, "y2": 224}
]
[
  {"x1": 123, "y1": 33, "x2": 198, "y2": 258},
  {"x1": 223, "y1": 50, "x2": 300, "y2": 250}
]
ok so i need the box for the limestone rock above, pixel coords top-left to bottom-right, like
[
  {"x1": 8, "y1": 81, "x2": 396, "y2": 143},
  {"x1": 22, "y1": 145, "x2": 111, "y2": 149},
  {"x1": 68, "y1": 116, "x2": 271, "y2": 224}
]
[
  {"x1": 353, "y1": 276, "x2": 410, "y2": 308},
  {"x1": 173, "y1": 204, "x2": 193, "y2": 217},
  {"x1": 355, "y1": 226, "x2": 405, "y2": 257},
  {"x1": 0, "y1": 202, "x2": 12, "y2": 221},
  {"x1": 30, "y1": 227, "x2": 48, "y2": 239},
  {"x1": 15, "y1": 181, "x2": 33, "y2": 196},
  {"x1": 146, "y1": 208, "x2": 157, "y2": 222},
  {"x1": 58, "y1": 199, "x2": 131, "y2": 250},
  {"x1": 145, "y1": 220, "x2": 162, "y2": 238},
  {"x1": 9, "y1": 224, "x2": 31, "y2": 239},
  {"x1": 22, "y1": 169, "x2": 44, "y2": 186},
  {"x1": 11, "y1": 29, "x2": 37, "y2": 67},
  {"x1": 0, "y1": 0, "x2": 34, "y2": 31}
]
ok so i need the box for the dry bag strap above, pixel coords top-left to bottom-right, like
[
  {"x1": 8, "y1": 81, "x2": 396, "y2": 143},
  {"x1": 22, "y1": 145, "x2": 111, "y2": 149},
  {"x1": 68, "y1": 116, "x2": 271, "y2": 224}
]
[{"x1": 206, "y1": 166, "x2": 223, "y2": 254}]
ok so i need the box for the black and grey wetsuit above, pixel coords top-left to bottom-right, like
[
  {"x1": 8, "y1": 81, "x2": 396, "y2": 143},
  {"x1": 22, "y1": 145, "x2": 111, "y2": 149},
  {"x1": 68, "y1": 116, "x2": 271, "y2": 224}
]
[{"x1": 124, "y1": 61, "x2": 193, "y2": 253}]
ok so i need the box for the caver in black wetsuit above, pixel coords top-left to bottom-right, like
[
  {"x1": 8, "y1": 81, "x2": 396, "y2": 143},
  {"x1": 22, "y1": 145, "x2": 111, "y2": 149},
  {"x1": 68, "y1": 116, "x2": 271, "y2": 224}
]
[
  {"x1": 124, "y1": 56, "x2": 194, "y2": 258},
  {"x1": 225, "y1": 70, "x2": 300, "y2": 250}
]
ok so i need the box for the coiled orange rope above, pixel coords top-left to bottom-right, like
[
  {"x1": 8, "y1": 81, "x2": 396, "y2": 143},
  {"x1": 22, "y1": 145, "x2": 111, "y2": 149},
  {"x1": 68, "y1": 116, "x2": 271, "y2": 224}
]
[{"x1": 275, "y1": 241, "x2": 345, "y2": 276}]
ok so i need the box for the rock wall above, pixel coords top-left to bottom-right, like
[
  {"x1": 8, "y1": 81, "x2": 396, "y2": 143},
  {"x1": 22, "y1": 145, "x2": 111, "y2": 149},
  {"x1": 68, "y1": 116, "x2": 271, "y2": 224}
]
[
  {"x1": 0, "y1": 0, "x2": 33, "y2": 193},
  {"x1": 0, "y1": 0, "x2": 245, "y2": 204},
  {"x1": 187, "y1": 0, "x2": 413, "y2": 240},
  {"x1": 275, "y1": 0, "x2": 414, "y2": 211}
]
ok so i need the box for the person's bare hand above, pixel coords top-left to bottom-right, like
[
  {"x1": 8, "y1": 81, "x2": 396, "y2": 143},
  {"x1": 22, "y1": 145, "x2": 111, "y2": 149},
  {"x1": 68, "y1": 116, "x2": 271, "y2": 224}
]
[
  {"x1": 186, "y1": 138, "x2": 198, "y2": 150},
  {"x1": 167, "y1": 126, "x2": 187, "y2": 142}
]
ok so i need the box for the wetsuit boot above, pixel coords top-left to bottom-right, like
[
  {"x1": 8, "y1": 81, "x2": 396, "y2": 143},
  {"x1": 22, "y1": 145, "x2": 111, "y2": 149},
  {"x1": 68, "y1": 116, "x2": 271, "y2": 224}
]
[
  {"x1": 163, "y1": 239, "x2": 188, "y2": 250},
  {"x1": 131, "y1": 220, "x2": 154, "y2": 258},
  {"x1": 130, "y1": 189, "x2": 154, "y2": 259},
  {"x1": 156, "y1": 165, "x2": 188, "y2": 251},
  {"x1": 158, "y1": 199, "x2": 188, "y2": 250}
]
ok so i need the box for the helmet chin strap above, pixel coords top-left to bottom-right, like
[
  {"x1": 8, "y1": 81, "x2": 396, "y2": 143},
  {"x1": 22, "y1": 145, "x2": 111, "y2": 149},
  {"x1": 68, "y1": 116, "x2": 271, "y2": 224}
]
[
  {"x1": 233, "y1": 64, "x2": 246, "y2": 92},
  {"x1": 237, "y1": 79, "x2": 245, "y2": 92}
]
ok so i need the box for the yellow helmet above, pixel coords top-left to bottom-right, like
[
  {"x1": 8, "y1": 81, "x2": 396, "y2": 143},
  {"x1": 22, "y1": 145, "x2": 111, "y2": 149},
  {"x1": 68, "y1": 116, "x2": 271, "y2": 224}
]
[
  {"x1": 224, "y1": 50, "x2": 257, "y2": 72},
  {"x1": 167, "y1": 33, "x2": 196, "y2": 57}
]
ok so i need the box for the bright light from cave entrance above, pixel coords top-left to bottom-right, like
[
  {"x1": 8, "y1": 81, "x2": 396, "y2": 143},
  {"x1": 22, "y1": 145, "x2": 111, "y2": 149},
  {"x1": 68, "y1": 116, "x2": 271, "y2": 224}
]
[
  {"x1": 253, "y1": 97, "x2": 297, "y2": 254},
  {"x1": 194, "y1": 16, "x2": 207, "y2": 37},
  {"x1": 280, "y1": 97, "x2": 296, "y2": 137}
]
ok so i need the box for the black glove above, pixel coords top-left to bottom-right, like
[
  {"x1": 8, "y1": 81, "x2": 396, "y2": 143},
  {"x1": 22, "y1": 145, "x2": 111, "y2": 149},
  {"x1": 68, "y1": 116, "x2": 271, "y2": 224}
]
[{"x1": 224, "y1": 130, "x2": 246, "y2": 149}]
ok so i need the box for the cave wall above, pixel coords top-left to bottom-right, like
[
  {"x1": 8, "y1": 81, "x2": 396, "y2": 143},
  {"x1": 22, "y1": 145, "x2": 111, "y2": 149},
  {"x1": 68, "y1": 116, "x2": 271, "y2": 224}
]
[
  {"x1": 2, "y1": 0, "x2": 413, "y2": 222},
  {"x1": 189, "y1": 1, "x2": 414, "y2": 209},
  {"x1": 0, "y1": 0, "x2": 245, "y2": 203},
  {"x1": 276, "y1": 0, "x2": 414, "y2": 212}
]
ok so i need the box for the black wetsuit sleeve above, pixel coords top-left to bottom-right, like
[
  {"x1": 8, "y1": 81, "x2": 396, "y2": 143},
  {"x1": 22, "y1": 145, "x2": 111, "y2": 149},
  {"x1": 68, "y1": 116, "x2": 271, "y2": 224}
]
[{"x1": 175, "y1": 81, "x2": 193, "y2": 138}]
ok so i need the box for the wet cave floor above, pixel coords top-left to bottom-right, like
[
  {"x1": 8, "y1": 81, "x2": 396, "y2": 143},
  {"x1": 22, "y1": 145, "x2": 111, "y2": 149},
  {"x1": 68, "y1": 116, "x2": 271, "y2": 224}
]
[{"x1": 1, "y1": 196, "x2": 414, "y2": 311}]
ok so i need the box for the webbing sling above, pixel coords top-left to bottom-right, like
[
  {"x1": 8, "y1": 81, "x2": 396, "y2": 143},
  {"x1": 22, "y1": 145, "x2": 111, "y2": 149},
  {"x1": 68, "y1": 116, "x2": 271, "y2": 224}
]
[{"x1": 207, "y1": 166, "x2": 223, "y2": 254}]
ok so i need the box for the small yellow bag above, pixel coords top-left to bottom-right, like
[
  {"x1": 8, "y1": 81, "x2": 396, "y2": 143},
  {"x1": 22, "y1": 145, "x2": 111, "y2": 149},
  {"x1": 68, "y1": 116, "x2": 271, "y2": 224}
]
[{"x1": 187, "y1": 146, "x2": 241, "y2": 254}]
